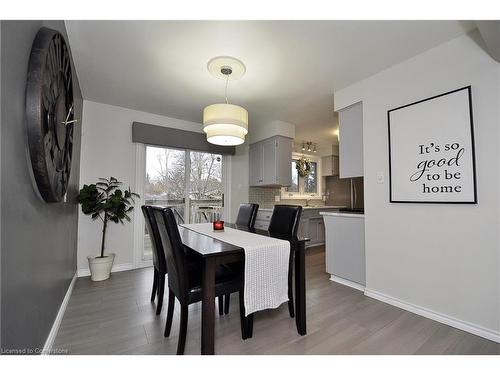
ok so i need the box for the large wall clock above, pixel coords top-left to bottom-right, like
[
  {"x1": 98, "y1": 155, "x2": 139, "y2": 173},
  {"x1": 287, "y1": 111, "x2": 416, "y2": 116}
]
[{"x1": 26, "y1": 27, "x2": 75, "y2": 203}]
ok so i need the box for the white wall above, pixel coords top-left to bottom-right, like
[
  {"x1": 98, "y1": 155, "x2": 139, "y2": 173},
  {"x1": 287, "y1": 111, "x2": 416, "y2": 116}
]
[
  {"x1": 335, "y1": 30, "x2": 500, "y2": 340},
  {"x1": 227, "y1": 144, "x2": 250, "y2": 221},
  {"x1": 248, "y1": 120, "x2": 295, "y2": 144},
  {"x1": 77, "y1": 100, "x2": 249, "y2": 273}
]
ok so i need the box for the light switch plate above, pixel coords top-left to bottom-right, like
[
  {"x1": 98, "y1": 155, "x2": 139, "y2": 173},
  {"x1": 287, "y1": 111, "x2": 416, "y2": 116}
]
[
  {"x1": 275, "y1": 195, "x2": 281, "y2": 202},
  {"x1": 376, "y1": 172, "x2": 384, "y2": 184}
]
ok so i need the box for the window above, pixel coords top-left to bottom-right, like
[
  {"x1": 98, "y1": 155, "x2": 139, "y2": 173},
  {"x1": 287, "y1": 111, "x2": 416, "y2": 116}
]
[
  {"x1": 282, "y1": 154, "x2": 321, "y2": 198},
  {"x1": 289, "y1": 160, "x2": 299, "y2": 192},
  {"x1": 142, "y1": 145, "x2": 224, "y2": 260},
  {"x1": 303, "y1": 161, "x2": 317, "y2": 193}
]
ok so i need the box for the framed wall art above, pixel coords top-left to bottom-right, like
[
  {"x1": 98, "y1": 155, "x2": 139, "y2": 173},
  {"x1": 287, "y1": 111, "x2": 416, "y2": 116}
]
[{"x1": 388, "y1": 86, "x2": 477, "y2": 204}]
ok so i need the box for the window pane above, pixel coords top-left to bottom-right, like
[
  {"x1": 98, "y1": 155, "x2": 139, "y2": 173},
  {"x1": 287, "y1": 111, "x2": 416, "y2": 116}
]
[
  {"x1": 304, "y1": 162, "x2": 317, "y2": 194},
  {"x1": 144, "y1": 146, "x2": 186, "y2": 259},
  {"x1": 189, "y1": 152, "x2": 223, "y2": 223},
  {"x1": 286, "y1": 160, "x2": 299, "y2": 192}
]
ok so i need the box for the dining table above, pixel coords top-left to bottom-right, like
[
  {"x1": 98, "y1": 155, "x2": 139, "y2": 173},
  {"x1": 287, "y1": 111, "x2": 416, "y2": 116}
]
[{"x1": 178, "y1": 223, "x2": 309, "y2": 355}]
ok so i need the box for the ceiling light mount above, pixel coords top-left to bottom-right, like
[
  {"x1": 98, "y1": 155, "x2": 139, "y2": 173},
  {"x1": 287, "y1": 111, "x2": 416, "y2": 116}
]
[
  {"x1": 207, "y1": 56, "x2": 246, "y2": 81},
  {"x1": 220, "y1": 66, "x2": 233, "y2": 76}
]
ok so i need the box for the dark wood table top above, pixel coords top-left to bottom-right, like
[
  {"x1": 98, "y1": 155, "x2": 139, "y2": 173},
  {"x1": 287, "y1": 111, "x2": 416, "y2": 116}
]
[{"x1": 178, "y1": 223, "x2": 308, "y2": 258}]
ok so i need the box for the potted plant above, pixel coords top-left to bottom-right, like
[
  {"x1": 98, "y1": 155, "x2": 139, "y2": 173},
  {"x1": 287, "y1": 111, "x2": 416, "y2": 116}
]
[{"x1": 78, "y1": 177, "x2": 139, "y2": 281}]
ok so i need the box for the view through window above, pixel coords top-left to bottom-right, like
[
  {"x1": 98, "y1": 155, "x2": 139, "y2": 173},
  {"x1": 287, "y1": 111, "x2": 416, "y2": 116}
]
[
  {"x1": 143, "y1": 146, "x2": 223, "y2": 259},
  {"x1": 285, "y1": 158, "x2": 318, "y2": 196}
]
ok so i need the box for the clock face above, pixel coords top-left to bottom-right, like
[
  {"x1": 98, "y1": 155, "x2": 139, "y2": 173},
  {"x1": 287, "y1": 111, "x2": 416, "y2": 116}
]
[{"x1": 26, "y1": 27, "x2": 74, "y2": 203}]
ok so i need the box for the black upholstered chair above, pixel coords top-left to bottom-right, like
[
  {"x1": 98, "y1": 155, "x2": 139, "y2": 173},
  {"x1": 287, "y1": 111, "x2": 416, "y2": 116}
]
[
  {"x1": 142, "y1": 205, "x2": 167, "y2": 315},
  {"x1": 245, "y1": 204, "x2": 302, "y2": 338},
  {"x1": 235, "y1": 203, "x2": 259, "y2": 228},
  {"x1": 268, "y1": 204, "x2": 302, "y2": 238},
  {"x1": 152, "y1": 206, "x2": 247, "y2": 354},
  {"x1": 143, "y1": 205, "x2": 226, "y2": 316}
]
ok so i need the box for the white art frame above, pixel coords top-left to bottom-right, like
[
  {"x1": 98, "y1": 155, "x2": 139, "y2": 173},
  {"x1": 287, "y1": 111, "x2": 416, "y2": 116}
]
[{"x1": 388, "y1": 86, "x2": 477, "y2": 204}]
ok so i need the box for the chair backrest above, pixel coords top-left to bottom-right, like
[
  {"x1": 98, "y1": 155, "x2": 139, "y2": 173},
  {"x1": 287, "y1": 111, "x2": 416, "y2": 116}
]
[
  {"x1": 141, "y1": 205, "x2": 167, "y2": 274},
  {"x1": 235, "y1": 203, "x2": 259, "y2": 228},
  {"x1": 152, "y1": 206, "x2": 188, "y2": 303},
  {"x1": 268, "y1": 205, "x2": 302, "y2": 237}
]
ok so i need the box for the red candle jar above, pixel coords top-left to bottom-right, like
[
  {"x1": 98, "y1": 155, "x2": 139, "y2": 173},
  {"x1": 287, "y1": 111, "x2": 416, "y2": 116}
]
[{"x1": 213, "y1": 220, "x2": 224, "y2": 231}]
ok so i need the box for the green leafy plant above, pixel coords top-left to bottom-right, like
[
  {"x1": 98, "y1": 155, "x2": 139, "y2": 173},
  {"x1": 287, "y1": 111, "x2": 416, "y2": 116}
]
[{"x1": 78, "y1": 177, "x2": 139, "y2": 258}]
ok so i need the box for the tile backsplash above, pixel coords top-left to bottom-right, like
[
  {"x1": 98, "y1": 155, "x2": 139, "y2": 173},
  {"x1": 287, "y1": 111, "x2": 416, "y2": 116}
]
[{"x1": 248, "y1": 187, "x2": 324, "y2": 209}]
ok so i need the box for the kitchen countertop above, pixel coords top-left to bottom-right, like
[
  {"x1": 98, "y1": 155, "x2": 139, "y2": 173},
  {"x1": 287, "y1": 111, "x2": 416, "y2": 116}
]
[
  {"x1": 320, "y1": 211, "x2": 365, "y2": 218},
  {"x1": 259, "y1": 205, "x2": 346, "y2": 212}
]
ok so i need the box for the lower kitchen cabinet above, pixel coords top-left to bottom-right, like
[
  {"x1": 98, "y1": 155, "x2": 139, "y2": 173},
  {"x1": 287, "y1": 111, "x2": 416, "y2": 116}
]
[
  {"x1": 255, "y1": 208, "x2": 331, "y2": 248},
  {"x1": 300, "y1": 209, "x2": 329, "y2": 248},
  {"x1": 307, "y1": 218, "x2": 325, "y2": 247},
  {"x1": 254, "y1": 210, "x2": 272, "y2": 231},
  {"x1": 322, "y1": 213, "x2": 365, "y2": 288},
  {"x1": 309, "y1": 217, "x2": 325, "y2": 245}
]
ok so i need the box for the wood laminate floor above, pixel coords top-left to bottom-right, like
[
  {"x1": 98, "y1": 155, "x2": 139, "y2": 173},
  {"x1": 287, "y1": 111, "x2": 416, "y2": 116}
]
[{"x1": 54, "y1": 247, "x2": 499, "y2": 355}]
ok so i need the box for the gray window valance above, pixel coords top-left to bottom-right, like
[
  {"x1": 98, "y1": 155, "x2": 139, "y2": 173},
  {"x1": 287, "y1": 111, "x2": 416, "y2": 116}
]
[{"x1": 132, "y1": 121, "x2": 236, "y2": 155}]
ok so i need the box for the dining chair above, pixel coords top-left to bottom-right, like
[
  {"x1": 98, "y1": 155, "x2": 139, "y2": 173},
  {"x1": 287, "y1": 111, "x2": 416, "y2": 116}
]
[
  {"x1": 246, "y1": 204, "x2": 303, "y2": 338},
  {"x1": 235, "y1": 203, "x2": 259, "y2": 228},
  {"x1": 152, "y1": 206, "x2": 247, "y2": 354},
  {"x1": 141, "y1": 205, "x2": 167, "y2": 315}
]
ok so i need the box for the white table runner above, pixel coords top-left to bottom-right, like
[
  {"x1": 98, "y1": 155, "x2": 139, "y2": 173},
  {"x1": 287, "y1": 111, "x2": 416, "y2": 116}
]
[{"x1": 180, "y1": 223, "x2": 290, "y2": 316}]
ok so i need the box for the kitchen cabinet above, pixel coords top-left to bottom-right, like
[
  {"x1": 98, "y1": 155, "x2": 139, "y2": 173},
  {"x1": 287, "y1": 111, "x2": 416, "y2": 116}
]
[
  {"x1": 249, "y1": 136, "x2": 293, "y2": 186},
  {"x1": 322, "y1": 212, "x2": 365, "y2": 288},
  {"x1": 255, "y1": 207, "x2": 341, "y2": 248},
  {"x1": 338, "y1": 102, "x2": 363, "y2": 178},
  {"x1": 307, "y1": 218, "x2": 325, "y2": 246},
  {"x1": 254, "y1": 210, "x2": 272, "y2": 231},
  {"x1": 297, "y1": 217, "x2": 308, "y2": 242},
  {"x1": 321, "y1": 155, "x2": 339, "y2": 176}
]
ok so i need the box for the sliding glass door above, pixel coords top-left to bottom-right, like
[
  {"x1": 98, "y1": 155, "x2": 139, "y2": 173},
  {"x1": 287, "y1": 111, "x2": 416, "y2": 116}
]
[
  {"x1": 143, "y1": 145, "x2": 223, "y2": 259},
  {"x1": 189, "y1": 151, "x2": 223, "y2": 223}
]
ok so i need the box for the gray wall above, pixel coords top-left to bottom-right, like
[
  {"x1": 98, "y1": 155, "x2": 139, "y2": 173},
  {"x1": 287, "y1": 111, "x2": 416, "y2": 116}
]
[{"x1": 0, "y1": 20, "x2": 83, "y2": 351}]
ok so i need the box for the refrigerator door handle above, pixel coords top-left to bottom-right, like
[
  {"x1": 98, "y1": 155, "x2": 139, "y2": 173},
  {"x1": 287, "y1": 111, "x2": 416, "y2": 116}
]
[
  {"x1": 353, "y1": 180, "x2": 357, "y2": 208},
  {"x1": 350, "y1": 179, "x2": 354, "y2": 209}
]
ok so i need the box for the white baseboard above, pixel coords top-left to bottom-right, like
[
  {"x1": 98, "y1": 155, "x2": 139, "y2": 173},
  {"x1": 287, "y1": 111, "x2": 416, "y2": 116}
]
[
  {"x1": 329, "y1": 275, "x2": 365, "y2": 292},
  {"x1": 364, "y1": 288, "x2": 500, "y2": 344},
  {"x1": 77, "y1": 261, "x2": 151, "y2": 278},
  {"x1": 42, "y1": 272, "x2": 77, "y2": 355}
]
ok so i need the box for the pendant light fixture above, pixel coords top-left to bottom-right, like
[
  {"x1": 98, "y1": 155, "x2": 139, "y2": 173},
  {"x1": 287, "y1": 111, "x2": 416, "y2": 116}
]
[
  {"x1": 300, "y1": 141, "x2": 318, "y2": 154},
  {"x1": 203, "y1": 56, "x2": 248, "y2": 146}
]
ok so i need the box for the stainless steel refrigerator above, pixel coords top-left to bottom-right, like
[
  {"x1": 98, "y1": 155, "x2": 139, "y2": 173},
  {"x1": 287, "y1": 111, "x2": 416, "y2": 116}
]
[{"x1": 325, "y1": 176, "x2": 364, "y2": 211}]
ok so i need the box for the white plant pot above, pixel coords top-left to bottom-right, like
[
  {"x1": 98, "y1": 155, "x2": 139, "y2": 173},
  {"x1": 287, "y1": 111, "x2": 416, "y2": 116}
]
[{"x1": 87, "y1": 253, "x2": 115, "y2": 281}]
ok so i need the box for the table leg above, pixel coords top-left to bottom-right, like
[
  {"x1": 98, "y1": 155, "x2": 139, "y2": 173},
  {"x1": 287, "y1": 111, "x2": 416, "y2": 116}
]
[
  {"x1": 294, "y1": 242, "x2": 307, "y2": 335},
  {"x1": 201, "y1": 257, "x2": 216, "y2": 354}
]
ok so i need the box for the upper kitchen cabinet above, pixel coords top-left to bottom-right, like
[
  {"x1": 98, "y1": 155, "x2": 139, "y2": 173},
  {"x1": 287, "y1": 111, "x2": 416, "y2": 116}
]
[
  {"x1": 321, "y1": 155, "x2": 339, "y2": 176},
  {"x1": 249, "y1": 135, "x2": 293, "y2": 186},
  {"x1": 338, "y1": 102, "x2": 364, "y2": 178}
]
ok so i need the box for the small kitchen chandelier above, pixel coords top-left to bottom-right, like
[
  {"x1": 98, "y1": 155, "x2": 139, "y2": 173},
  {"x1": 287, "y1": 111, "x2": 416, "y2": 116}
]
[
  {"x1": 203, "y1": 56, "x2": 248, "y2": 146},
  {"x1": 301, "y1": 141, "x2": 318, "y2": 153}
]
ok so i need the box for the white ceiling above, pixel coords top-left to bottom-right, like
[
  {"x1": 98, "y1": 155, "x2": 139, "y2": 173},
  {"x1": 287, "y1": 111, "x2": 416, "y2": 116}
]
[{"x1": 66, "y1": 20, "x2": 474, "y2": 155}]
